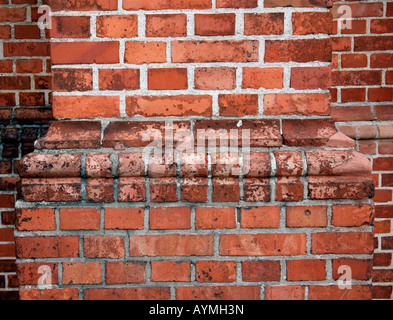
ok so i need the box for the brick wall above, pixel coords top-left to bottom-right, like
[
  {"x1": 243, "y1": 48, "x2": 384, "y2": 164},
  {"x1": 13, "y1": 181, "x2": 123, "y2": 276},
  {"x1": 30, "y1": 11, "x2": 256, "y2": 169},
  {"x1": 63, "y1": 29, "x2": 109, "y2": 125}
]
[
  {"x1": 331, "y1": 0, "x2": 393, "y2": 300},
  {"x1": 11, "y1": 0, "x2": 378, "y2": 301},
  {"x1": 0, "y1": 0, "x2": 52, "y2": 300},
  {"x1": 2, "y1": 0, "x2": 392, "y2": 301}
]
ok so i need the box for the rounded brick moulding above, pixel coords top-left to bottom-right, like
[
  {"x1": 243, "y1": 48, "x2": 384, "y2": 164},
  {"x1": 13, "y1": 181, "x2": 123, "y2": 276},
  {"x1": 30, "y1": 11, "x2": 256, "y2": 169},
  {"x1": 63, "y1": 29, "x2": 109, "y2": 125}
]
[{"x1": 13, "y1": 0, "x2": 377, "y2": 301}]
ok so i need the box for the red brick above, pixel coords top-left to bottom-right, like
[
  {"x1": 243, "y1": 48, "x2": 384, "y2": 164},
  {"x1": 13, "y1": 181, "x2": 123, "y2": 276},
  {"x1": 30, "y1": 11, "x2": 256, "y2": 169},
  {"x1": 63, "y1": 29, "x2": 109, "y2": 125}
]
[
  {"x1": 373, "y1": 286, "x2": 393, "y2": 299},
  {"x1": 146, "y1": 14, "x2": 187, "y2": 37},
  {"x1": 118, "y1": 153, "x2": 145, "y2": 177},
  {"x1": 287, "y1": 259, "x2": 326, "y2": 281},
  {"x1": 34, "y1": 75, "x2": 51, "y2": 89},
  {"x1": 62, "y1": 262, "x2": 102, "y2": 285},
  {"x1": 242, "y1": 261, "x2": 281, "y2": 282},
  {"x1": 332, "y1": 259, "x2": 373, "y2": 281},
  {"x1": 127, "y1": 95, "x2": 212, "y2": 117},
  {"x1": 35, "y1": 121, "x2": 100, "y2": 149},
  {"x1": 4, "y1": 42, "x2": 49, "y2": 57},
  {"x1": 355, "y1": 36, "x2": 393, "y2": 51},
  {"x1": 341, "y1": 88, "x2": 366, "y2": 102},
  {"x1": 0, "y1": 243, "x2": 15, "y2": 258},
  {"x1": 50, "y1": 16, "x2": 90, "y2": 38},
  {"x1": 86, "y1": 178, "x2": 114, "y2": 203},
  {"x1": 0, "y1": 8, "x2": 26, "y2": 22},
  {"x1": 331, "y1": 106, "x2": 373, "y2": 121},
  {"x1": 148, "y1": 68, "x2": 188, "y2": 90},
  {"x1": 151, "y1": 261, "x2": 190, "y2": 282},
  {"x1": 220, "y1": 233, "x2": 307, "y2": 256},
  {"x1": 181, "y1": 177, "x2": 208, "y2": 202},
  {"x1": 86, "y1": 153, "x2": 112, "y2": 178},
  {"x1": 176, "y1": 286, "x2": 260, "y2": 300},
  {"x1": 20, "y1": 178, "x2": 82, "y2": 202},
  {"x1": 49, "y1": 0, "x2": 118, "y2": 11},
  {"x1": 374, "y1": 157, "x2": 393, "y2": 171},
  {"x1": 0, "y1": 76, "x2": 30, "y2": 90},
  {"x1": 370, "y1": 19, "x2": 393, "y2": 33},
  {"x1": 195, "y1": 207, "x2": 236, "y2": 229},
  {"x1": 84, "y1": 288, "x2": 170, "y2": 300},
  {"x1": 196, "y1": 261, "x2": 237, "y2": 283},
  {"x1": 0, "y1": 194, "x2": 14, "y2": 208},
  {"x1": 129, "y1": 235, "x2": 214, "y2": 256},
  {"x1": 332, "y1": 2, "x2": 383, "y2": 18},
  {"x1": 84, "y1": 235, "x2": 125, "y2": 259},
  {"x1": 17, "y1": 262, "x2": 58, "y2": 286},
  {"x1": 358, "y1": 140, "x2": 377, "y2": 155},
  {"x1": 382, "y1": 174, "x2": 393, "y2": 187},
  {"x1": 340, "y1": 20, "x2": 367, "y2": 35},
  {"x1": 195, "y1": 67, "x2": 236, "y2": 90},
  {"x1": 369, "y1": 88, "x2": 393, "y2": 102},
  {"x1": 52, "y1": 68, "x2": 92, "y2": 92},
  {"x1": 123, "y1": 0, "x2": 211, "y2": 10},
  {"x1": 264, "y1": 93, "x2": 330, "y2": 116},
  {"x1": 309, "y1": 285, "x2": 372, "y2": 300},
  {"x1": 172, "y1": 40, "x2": 259, "y2": 63},
  {"x1": 0, "y1": 60, "x2": 13, "y2": 73},
  {"x1": 195, "y1": 14, "x2": 235, "y2": 36},
  {"x1": 53, "y1": 96, "x2": 120, "y2": 118},
  {"x1": 0, "y1": 228, "x2": 14, "y2": 242},
  {"x1": 292, "y1": 12, "x2": 332, "y2": 35},
  {"x1": 217, "y1": 0, "x2": 257, "y2": 8},
  {"x1": 265, "y1": 0, "x2": 332, "y2": 7},
  {"x1": 286, "y1": 206, "x2": 327, "y2": 228},
  {"x1": 274, "y1": 151, "x2": 303, "y2": 177},
  {"x1": 14, "y1": 25, "x2": 41, "y2": 39},
  {"x1": 243, "y1": 178, "x2": 271, "y2": 202},
  {"x1": 19, "y1": 288, "x2": 79, "y2": 300},
  {"x1": 375, "y1": 220, "x2": 391, "y2": 233},
  {"x1": 105, "y1": 207, "x2": 144, "y2": 230},
  {"x1": 374, "y1": 220, "x2": 391, "y2": 233},
  {"x1": 290, "y1": 67, "x2": 331, "y2": 89},
  {"x1": 265, "y1": 39, "x2": 331, "y2": 62},
  {"x1": 219, "y1": 94, "x2": 258, "y2": 116},
  {"x1": 16, "y1": 208, "x2": 55, "y2": 231},
  {"x1": 51, "y1": 42, "x2": 119, "y2": 64},
  {"x1": 124, "y1": 41, "x2": 167, "y2": 64},
  {"x1": 18, "y1": 153, "x2": 81, "y2": 178},
  {"x1": 373, "y1": 252, "x2": 392, "y2": 267},
  {"x1": 241, "y1": 206, "x2": 280, "y2": 229},
  {"x1": 150, "y1": 207, "x2": 191, "y2": 230},
  {"x1": 276, "y1": 177, "x2": 303, "y2": 202},
  {"x1": 212, "y1": 177, "x2": 240, "y2": 202},
  {"x1": 242, "y1": 67, "x2": 283, "y2": 89},
  {"x1": 118, "y1": 177, "x2": 146, "y2": 202},
  {"x1": 15, "y1": 236, "x2": 79, "y2": 258},
  {"x1": 0, "y1": 25, "x2": 11, "y2": 39},
  {"x1": 382, "y1": 237, "x2": 393, "y2": 250},
  {"x1": 341, "y1": 54, "x2": 368, "y2": 68},
  {"x1": 19, "y1": 92, "x2": 45, "y2": 106},
  {"x1": 0, "y1": 94, "x2": 15, "y2": 107},
  {"x1": 332, "y1": 70, "x2": 381, "y2": 86},
  {"x1": 265, "y1": 285, "x2": 305, "y2": 300},
  {"x1": 371, "y1": 53, "x2": 393, "y2": 68},
  {"x1": 373, "y1": 189, "x2": 392, "y2": 203},
  {"x1": 311, "y1": 232, "x2": 374, "y2": 254},
  {"x1": 96, "y1": 15, "x2": 137, "y2": 38},
  {"x1": 59, "y1": 208, "x2": 100, "y2": 230},
  {"x1": 244, "y1": 13, "x2": 284, "y2": 35},
  {"x1": 332, "y1": 37, "x2": 351, "y2": 51},
  {"x1": 99, "y1": 68, "x2": 140, "y2": 91},
  {"x1": 106, "y1": 262, "x2": 145, "y2": 284},
  {"x1": 332, "y1": 205, "x2": 374, "y2": 227}
]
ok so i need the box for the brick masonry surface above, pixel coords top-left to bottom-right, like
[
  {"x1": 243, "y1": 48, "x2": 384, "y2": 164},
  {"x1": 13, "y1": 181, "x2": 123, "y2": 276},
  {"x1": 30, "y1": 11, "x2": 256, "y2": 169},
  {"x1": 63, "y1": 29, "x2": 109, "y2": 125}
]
[{"x1": 0, "y1": 0, "x2": 391, "y2": 300}]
